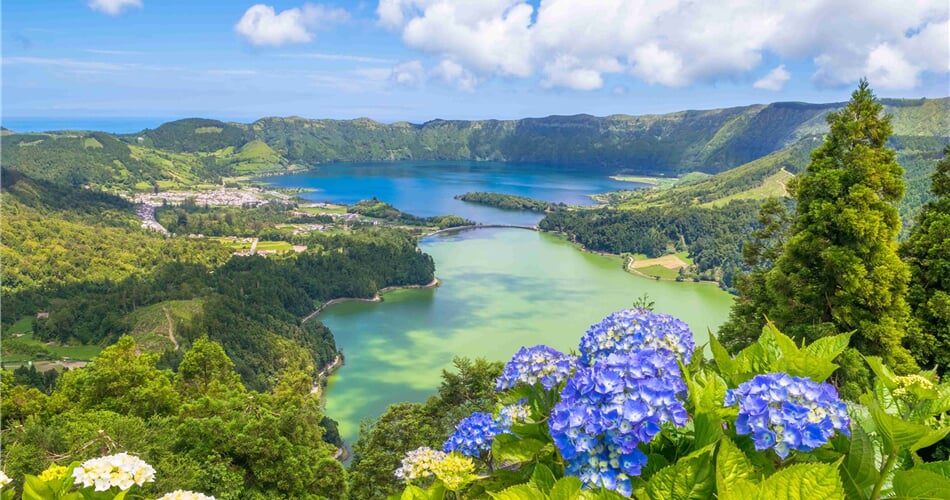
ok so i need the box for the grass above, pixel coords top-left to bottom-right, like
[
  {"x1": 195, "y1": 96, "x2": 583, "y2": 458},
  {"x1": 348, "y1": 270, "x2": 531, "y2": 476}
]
[
  {"x1": 2, "y1": 317, "x2": 103, "y2": 364},
  {"x1": 255, "y1": 240, "x2": 294, "y2": 252},
  {"x1": 634, "y1": 265, "x2": 681, "y2": 279},
  {"x1": 298, "y1": 204, "x2": 348, "y2": 215},
  {"x1": 703, "y1": 168, "x2": 794, "y2": 207},
  {"x1": 125, "y1": 299, "x2": 204, "y2": 352}
]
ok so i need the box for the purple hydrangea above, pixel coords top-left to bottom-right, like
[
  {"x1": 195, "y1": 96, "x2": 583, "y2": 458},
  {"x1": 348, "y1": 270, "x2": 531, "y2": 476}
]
[
  {"x1": 443, "y1": 412, "x2": 509, "y2": 457},
  {"x1": 549, "y1": 349, "x2": 689, "y2": 496},
  {"x1": 724, "y1": 373, "x2": 850, "y2": 459},
  {"x1": 495, "y1": 345, "x2": 576, "y2": 391},
  {"x1": 579, "y1": 309, "x2": 695, "y2": 365}
]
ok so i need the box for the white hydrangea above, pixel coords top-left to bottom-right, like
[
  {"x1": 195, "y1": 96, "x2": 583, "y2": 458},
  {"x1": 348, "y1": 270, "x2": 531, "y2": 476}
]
[
  {"x1": 71, "y1": 452, "x2": 155, "y2": 491},
  {"x1": 157, "y1": 490, "x2": 217, "y2": 500},
  {"x1": 394, "y1": 447, "x2": 446, "y2": 481},
  {"x1": 0, "y1": 470, "x2": 10, "y2": 488}
]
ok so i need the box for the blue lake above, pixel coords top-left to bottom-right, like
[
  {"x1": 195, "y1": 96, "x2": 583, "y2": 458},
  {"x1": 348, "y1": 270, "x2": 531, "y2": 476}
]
[{"x1": 265, "y1": 161, "x2": 639, "y2": 225}]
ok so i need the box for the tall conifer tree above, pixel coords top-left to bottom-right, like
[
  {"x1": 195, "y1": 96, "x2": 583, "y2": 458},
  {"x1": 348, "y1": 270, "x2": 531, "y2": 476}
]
[
  {"x1": 901, "y1": 147, "x2": 950, "y2": 370},
  {"x1": 720, "y1": 80, "x2": 916, "y2": 395}
]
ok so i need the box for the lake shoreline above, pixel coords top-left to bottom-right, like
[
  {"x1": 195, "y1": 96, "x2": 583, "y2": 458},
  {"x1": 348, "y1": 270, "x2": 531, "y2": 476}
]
[{"x1": 301, "y1": 276, "x2": 442, "y2": 324}]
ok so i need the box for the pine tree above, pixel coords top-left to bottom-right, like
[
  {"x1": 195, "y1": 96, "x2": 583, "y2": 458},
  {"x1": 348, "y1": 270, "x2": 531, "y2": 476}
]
[
  {"x1": 901, "y1": 146, "x2": 950, "y2": 371},
  {"x1": 719, "y1": 80, "x2": 916, "y2": 396}
]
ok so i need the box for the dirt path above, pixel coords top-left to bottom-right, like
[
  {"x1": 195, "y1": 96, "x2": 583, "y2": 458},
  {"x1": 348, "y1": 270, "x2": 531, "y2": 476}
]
[{"x1": 162, "y1": 307, "x2": 179, "y2": 351}]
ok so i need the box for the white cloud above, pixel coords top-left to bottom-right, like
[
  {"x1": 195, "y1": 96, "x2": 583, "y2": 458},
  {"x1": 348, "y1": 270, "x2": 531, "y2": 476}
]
[
  {"x1": 377, "y1": 0, "x2": 948, "y2": 91},
  {"x1": 432, "y1": 59, "x2": 479, "y2": 91},
  {"x1": 88, "y1": 0, "x2": 142, "y2": 16},
  {"x1": 754, "y1": 65, "x2": 791, "y2": 91},
  {"x1": 390, "y1": 60, "x2": 425, "y2": 86},
  {"x1": 235, "y1": 3, "x2": 349, "y2": 47}
]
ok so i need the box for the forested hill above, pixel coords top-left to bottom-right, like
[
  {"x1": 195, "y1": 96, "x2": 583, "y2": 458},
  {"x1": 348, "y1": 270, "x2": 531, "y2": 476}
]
[
  {"x1": 142, "y1": 98, "x2": 948, "y2": 173},
  {"x1": 3, "y1": 98, "x2": 946, "y2": 191}
]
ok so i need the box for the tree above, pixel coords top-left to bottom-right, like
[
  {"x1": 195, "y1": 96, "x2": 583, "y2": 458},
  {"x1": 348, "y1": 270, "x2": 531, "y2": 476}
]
[
  {"x1": 719, "y1": 80, "x2": 916, "y2": 396},
  {"x1": 175, "y1": 335, "x2": 245, "y2": 398},
  {"x1": 901, "y1": 146, "x2": 950, "y2": 371}
]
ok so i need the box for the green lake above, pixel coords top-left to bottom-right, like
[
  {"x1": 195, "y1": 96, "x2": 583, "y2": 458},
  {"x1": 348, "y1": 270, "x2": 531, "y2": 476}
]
[{"x1": 319, "y1": 227, "x2": 735, "y2": 446}]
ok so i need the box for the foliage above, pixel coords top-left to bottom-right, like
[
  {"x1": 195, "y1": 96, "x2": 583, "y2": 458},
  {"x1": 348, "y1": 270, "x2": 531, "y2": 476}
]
[
  {"x1": 540, "y1": 200, "x2": 761, "y2": 285},
  {"x1": 0, "y1": 337, "x2": 344, "y2": 499},
  {"x1": 388, "y1": 309, "x2": 950, "y2": 499},
  {"x1": 454, "y1": 192, "x2": 562, "y2": 212},
  {"x1": 720, "y1": 81, "x2": 918, "y2": 397},
  {"x1": 348, "y1": 358, "x2": 503, "y2": 499},
  {"x1": 348, "y1": 199, "x2": 474, "y2": 229},
  {"x1": 900, "y1": 147, "x2": 950, "y2": 371}
]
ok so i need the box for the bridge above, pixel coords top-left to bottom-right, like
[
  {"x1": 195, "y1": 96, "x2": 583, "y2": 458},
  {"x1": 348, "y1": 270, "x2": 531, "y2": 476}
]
[{"x1": 425, "y1": 224, "x2": 539, "y2": 237}]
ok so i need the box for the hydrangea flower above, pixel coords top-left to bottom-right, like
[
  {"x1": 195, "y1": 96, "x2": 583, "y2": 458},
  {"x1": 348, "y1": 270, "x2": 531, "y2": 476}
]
[
  {"x1": 71, "y1": 452, "x2": 155, "y2": 491},
  {"x1": 38, "y1": 464, "x2": 69, "y2": 482},
  {"x1": 550, "y1": 349, "x2": 689, "y2": 496},
  {"x1": 724, "y1": 373, "x2": 850, "y2": 459},
  {"x1": 495, "y1": 345, "x2": 576, "y2": 391},
  {"x1": 579, "y1": 309, "x2": 695, "y2": 365},
  {"x1": 157, "y1": 490, "x2": 217, "y2": 500},
  {"x1": 496, "y1": 401, "x2": 531, "y2": 428},
  {"x1": 430, "y1": 453, "x2": 475, "y2": 491},
  {"x1": 443, "y1": 412, "x2": 509, "y2": 457},
  {"x1": 0, "y1": 471, "x2": 9, "y2": 488},
  {"x1": 395, "y1": 447, "x2": 447, "y2": 482}
]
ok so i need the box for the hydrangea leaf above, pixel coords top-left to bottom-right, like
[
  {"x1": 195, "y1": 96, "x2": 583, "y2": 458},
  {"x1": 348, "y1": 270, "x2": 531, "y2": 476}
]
[
  {"x1": 892, "y1": 469, "x2": 950, "y2": 499},
  {"x1": 22, "y1": 475, "x2": 59, "y2": 500},
  {"x1": 549, "y1": 476, "x2": 582, "y2": 500},
  {"x1": 756, "y1": 463, "x2": 845, "y2": 500},
  {"x1": 397, "y1": 485, "x2": 428, "y2": 500},
  {"x1": 643, "y1": 444, "x2": 715, "y2": 500},
  {"x1": 488, "y1": 483, "x2": 544, "y2": 500},
  {"x1": 530, "y1": 463, "x2": 556, "y2": 493},
  {"x1": 492, "y1": 434, "x2": 547, "y2": 465},
  {"x1": 774, "y1": 353, "x2": 839, "y2": 383},
  {"x1": 837, "y1": 423, "x2": 878, "y2": 500},
  {"x1": 870, "y1": 402, "x2": 950, "y2": 452},
  {"x1": 864, "y1": 356, "x2": 898, "y2": 390},
  {"x1": 716, "y1": 437, "x2": 754, "y2": 489},
  {"x1": 802, "y1": 332, "x2": 852, "y2": 362},
  {"x1": 693, "y1": 411, "x2": 724, "y2": 449},
  {"x1": 708, "y1": 332, "x2": 737, "y2": 384},
  {"x1": 915, "y1": 460, "x2": 950, "y2": 479}
]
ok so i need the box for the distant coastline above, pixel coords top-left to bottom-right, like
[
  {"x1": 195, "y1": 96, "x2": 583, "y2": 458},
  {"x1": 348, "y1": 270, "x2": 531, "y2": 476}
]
[{"x1": 301, "y1": 276, "x2": 442, "y2": 323}]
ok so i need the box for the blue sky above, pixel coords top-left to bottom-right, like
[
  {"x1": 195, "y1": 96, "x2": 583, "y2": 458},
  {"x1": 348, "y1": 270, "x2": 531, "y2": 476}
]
[{"x1": 2, "y1": 0, "x2": 947, "y2": 124}]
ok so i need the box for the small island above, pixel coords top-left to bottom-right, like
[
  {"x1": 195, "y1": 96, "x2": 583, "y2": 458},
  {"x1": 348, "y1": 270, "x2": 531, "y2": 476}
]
[{"x1": 454, "y1": 191, "x2": 563, "y2": 212}]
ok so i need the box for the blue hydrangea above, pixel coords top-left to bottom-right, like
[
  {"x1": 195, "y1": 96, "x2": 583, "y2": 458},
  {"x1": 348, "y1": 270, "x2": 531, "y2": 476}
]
[
  {"x1": 443, "y1": 412, "x2": 509, "y2": 457},
  {"x1": 579, "y1": 309, "x2": 695, "y2": 365},
  {"x1": 496, "y1": 400, "x2": 531, "y2": 428},
  {"x1": 495, "y1": 345, "x2": 576, "y2": 391},
  {"x1": 549, "y1": 349, "x2": 689, "y2": 495},
  {"x1": 724, "y1": 373, "x2": 850, "y2": 459}
]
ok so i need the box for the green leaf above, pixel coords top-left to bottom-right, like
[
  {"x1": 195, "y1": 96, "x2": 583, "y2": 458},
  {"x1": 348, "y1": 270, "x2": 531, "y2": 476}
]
[
  {"x1": 837, "y1": 423, "x2": 878, "y2": 500},
  {"x1": 488, "y1": 484, "x2": 545, "y2": 500},
  {"x1": 397, "y1": 484, "x2": 430, "y2": 500},
  {"x1": 716, "y1": 437, "x2": 753, "y2": 485},
  {"x1": 531, "y1": 463, "x2": 556, "y2": 493},
  {"x1": 864, "y1": 356, "x2": 898, "y2": 390},
  {"x1": 870, "y1": 402, "x2": 950, "y2": 452},
  {"x1": 756, "y1": 463, "x2": 845, "y2": 500},
  {"x1": 22, "y1": 475, "x2": 58, "y2": 500},
  {"x1": 692, "y1": 411, "x2": 723, "y2": 450},
  {"x1": 492, "y1": 434, "x2": 547, "y2": 465},
  {"x1": 802, "y1": 332, "x2": 852, "y2": 362},
  {"x1": 644, "y1": 444, "x2": 715, "y2": 500},
  {"x1": 915, "y1": 461, "x2": 950, "y2": 479},
  {"x1": 549, "y1": 477, "x2": 583, "y2": 500},
  {"x1": 708, "y1": 332, "x2": 736, "y2": 383},
  {"x1": 892, "y1": 469, "x2": 950, "y2": 499}
]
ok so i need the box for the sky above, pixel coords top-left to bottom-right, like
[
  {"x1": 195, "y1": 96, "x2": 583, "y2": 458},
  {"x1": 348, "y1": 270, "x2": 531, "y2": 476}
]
[{"x1": 2, "y1": 0, "x2": 948, "y2": 125}]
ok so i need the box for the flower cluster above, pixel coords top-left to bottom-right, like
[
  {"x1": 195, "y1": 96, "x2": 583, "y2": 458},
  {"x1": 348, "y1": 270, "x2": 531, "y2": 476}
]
[
  {"x1": 443, "y1": 412, "x2": 509, "y2": 457},
  {"x1": 71, "y1": 452, "x2": 155, "y2": 491},
  {"x1": 430, "y1": 453, "x2": 475, "y2": 491},
  {"x1": 550, "y1": 349, "x2": 689, "y2": 496},
  {"x1": 724, "y1": 373, "x2": 850, "y2": 459},
  {"x1": 495, "y1": 345, "x2": 576, "y2": 391},
  {"x1": 38, "y1": 464, "x2": 69, "y2": 482},
  {"x1": 496, "y1": 401, "x2": 531, "y2": 428},
  {"x1": 395, "y1": 447, "x2": 447, "y2": 482},
  {"x1": 0, "y1": 471, "x2": 10, "y2": 488},
  {"x1": 157, "y1": 490, "x2": 217, "y2": 500},
  {"x1": 578, "y1": 309, "x2": 695, "y2": 365}
]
